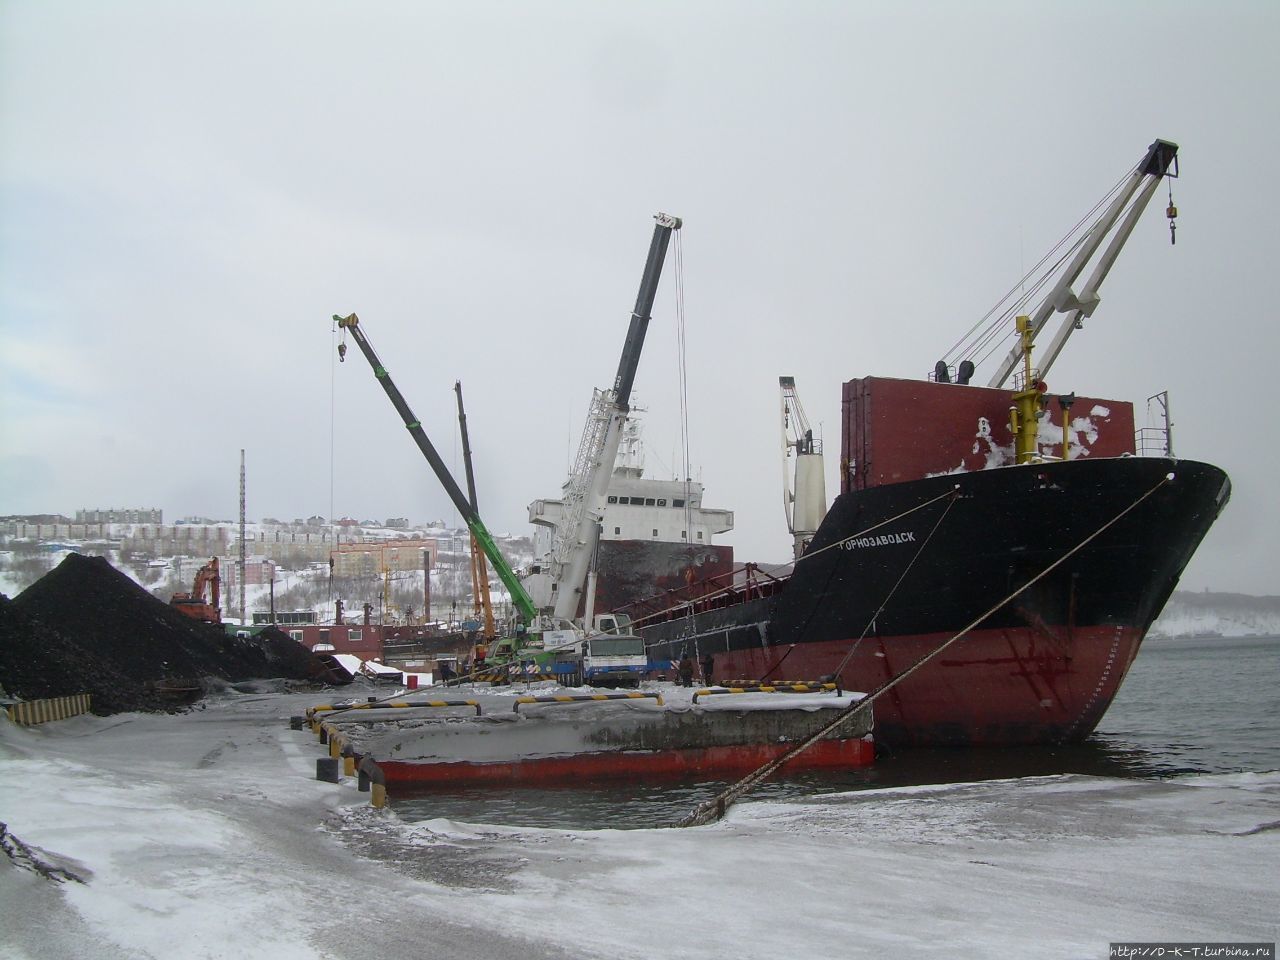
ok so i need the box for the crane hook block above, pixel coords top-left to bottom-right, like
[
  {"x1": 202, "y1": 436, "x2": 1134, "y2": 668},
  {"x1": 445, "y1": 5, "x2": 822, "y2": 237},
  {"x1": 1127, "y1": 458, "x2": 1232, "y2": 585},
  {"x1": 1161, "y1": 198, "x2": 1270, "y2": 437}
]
[
  {"x1": 1166, "y1": 199, "x2": 1178, "y2": 245},
  {"x1": 338, "y1": 342, "x2": 347, "y2": 362}
]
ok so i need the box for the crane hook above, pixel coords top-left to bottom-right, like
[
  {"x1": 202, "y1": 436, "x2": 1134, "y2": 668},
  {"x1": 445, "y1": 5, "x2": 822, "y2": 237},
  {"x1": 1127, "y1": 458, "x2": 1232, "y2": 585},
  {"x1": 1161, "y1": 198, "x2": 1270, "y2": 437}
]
[
  {"x1": 1166, "y1": 182, "x2": 1178, "y2": 246},
  {"x1": 338, "y1": 341, "x2": 347, "y2": 362}
]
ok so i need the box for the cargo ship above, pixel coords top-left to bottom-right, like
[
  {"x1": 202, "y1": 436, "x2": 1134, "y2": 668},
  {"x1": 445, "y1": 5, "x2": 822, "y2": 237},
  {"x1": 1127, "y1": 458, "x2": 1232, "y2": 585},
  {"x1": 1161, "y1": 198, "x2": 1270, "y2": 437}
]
[
  {"x1": 629, "y1": 139, "x2": 1232, "y2": 748},
  {"x1": 524, "y1": 418, "x2": 735, "y2": 616}
]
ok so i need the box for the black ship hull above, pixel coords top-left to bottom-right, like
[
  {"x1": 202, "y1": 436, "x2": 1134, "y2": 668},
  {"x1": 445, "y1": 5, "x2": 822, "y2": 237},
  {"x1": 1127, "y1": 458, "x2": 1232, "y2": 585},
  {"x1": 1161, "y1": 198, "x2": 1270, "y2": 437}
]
[{"x1": 639, "y1": 456, "x2": 1230, "y2": 746}]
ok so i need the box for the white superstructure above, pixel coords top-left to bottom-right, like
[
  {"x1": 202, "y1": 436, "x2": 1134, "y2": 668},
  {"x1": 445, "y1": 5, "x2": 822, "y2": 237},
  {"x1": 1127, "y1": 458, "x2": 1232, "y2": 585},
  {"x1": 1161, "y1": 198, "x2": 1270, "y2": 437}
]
[{"x1": 523, "y1": 419, "x2": 733, "y2": 611}]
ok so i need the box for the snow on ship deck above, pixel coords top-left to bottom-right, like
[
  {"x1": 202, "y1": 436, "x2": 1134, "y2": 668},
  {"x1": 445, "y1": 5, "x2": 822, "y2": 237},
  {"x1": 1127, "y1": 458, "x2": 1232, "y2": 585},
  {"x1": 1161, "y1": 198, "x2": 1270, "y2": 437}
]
[{"x1": 305, "y1": 682, "x2": 874, "y2": 786}]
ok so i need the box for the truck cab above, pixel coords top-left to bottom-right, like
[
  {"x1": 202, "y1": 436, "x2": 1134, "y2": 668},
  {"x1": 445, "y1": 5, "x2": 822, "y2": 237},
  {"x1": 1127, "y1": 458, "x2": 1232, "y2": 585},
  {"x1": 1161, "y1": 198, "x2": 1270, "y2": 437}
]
[{"x1": 582, "y1": 613, "x2": 648, "y2": 688}]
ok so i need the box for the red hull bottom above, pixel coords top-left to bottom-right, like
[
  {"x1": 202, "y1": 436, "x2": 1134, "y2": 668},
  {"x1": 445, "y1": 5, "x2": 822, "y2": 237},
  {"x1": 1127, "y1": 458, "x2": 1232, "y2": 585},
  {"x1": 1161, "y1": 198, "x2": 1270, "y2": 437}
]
[
  {"x1": 716, "y1": 625, "x2": 1143, "y2": 747},
  {"x1": 377, "y1": 738, "x2": 874, "y2": 786}
]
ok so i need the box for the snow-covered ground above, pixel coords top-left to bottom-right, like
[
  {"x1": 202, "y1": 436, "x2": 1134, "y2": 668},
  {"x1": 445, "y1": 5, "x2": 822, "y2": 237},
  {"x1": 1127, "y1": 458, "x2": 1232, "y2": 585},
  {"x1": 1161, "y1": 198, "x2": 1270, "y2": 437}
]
[{"x1": 2, "y1": 686, "x2": 1276, "y2": 959}]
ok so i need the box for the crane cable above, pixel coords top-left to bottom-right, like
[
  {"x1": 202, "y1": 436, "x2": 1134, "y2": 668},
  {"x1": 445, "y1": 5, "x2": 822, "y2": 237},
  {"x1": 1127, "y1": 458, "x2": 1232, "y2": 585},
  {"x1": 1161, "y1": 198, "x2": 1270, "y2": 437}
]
[
  {"x1": 758, "y1": 486, "x2": 960, "y2": 682},
  {"x1": 630, "y1": 484, "x2": 961, "y2": 635},
  {"x1": 939, "y1": 161, "x2": 1141, "y2": 373},
  {"x1": 677, "y1": 471, "x2": 1174, "y2": 828},
  {"x1": 329, "y1": 320, "x2": 338, "y2": 605},
  {"x1": 673, "y1": 228, "x2": 694, "y2": 544},
  {"x1": 827, "y1": 488, "x2": 960, "y2": 679},
  {"x1": 964, "y1": 237, "x2": 1087, "y2": 372},
  {"x1": 951, "y1": 162, "x2": 1136, "y2": 363}
]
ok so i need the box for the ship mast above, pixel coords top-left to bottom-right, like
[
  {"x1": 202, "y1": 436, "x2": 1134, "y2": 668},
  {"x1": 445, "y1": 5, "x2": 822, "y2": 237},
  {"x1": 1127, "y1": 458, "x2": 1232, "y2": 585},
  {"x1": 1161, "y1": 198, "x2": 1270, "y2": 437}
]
[{"x1": 1006, "y1": 316, "x2": 1045, "y2": 465}]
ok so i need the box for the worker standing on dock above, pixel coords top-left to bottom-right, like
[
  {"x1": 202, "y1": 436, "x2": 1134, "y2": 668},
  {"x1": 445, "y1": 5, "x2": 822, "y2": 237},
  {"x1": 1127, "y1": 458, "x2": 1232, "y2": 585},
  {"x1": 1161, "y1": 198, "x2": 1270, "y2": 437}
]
[
  {"x1": 678, "y1": 654, "x2": 694, "y2": 687},
  {"x1": 700, "y1": 653, "x2": 714, "y2": 686}
]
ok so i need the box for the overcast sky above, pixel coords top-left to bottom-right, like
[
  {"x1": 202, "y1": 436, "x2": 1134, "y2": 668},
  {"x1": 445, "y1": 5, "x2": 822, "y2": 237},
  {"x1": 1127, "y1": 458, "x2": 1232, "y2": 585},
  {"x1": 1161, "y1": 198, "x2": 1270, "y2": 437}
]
[{"x1": 2, "y1": 1, "x2": 1276, "y2": 594}]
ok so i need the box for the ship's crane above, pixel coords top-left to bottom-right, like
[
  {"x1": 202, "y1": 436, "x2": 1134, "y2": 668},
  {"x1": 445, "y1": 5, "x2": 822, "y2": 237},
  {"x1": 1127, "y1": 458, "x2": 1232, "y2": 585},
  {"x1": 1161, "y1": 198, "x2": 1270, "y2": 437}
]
[
  {"x1": 543, "y1": 212, "x2": 683, "y2": 622},
  {"x1": 779, "y1": 376, "x2": 827, "y2": 560},
  {"x1": 935, "y1": 138, "x2": 1181, "y2": 467},
  {"x1": 984, "y1": 139, "x2": 1179, "y2": 389},
  {"x1": 334, "y1": 313, "x2": 539, "y2": 634},
  {"x1": 454, "y1": 380, "x2": 497, "y2": 641}
]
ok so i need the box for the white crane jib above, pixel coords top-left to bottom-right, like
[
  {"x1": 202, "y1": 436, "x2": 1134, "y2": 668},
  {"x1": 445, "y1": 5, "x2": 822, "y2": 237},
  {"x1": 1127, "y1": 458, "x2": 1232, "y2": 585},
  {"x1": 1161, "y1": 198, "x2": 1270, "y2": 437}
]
[
  {"x1": 780, "y1": 376, "x2": 827, "y2": 560},
  {"x1": 987, "y1": 139, "x2": 1179, "y2": 389},
  {"x1": 548, "y1": 213, "x2": 683, "y2": 621}
]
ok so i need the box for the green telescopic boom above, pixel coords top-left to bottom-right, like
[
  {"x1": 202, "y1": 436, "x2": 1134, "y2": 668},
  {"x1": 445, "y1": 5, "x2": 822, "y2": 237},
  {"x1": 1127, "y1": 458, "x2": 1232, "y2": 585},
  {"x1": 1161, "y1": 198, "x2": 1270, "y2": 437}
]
[{"x1": 333, "y1": 313, "x2": 538, "y2": 623}]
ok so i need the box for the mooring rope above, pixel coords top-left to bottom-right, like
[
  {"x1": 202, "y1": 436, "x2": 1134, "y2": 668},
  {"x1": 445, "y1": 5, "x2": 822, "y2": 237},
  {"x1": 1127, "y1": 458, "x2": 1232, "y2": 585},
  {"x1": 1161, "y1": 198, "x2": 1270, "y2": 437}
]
[
  {"x1": 825, "y1": 487, "x2": 960, "y2": 682},
  {"x1": 759, "y1": 486, "x2": 958, "y2": 683},
  {"x1": 632, "y1": 487, "x2": 962, "y2": 634},
  {"x1": 676, "y1": 471, "x2": 1174, "y2": 828},
  {"x1": 792, "y1": 487, "x2": 960, "y2": 566}
]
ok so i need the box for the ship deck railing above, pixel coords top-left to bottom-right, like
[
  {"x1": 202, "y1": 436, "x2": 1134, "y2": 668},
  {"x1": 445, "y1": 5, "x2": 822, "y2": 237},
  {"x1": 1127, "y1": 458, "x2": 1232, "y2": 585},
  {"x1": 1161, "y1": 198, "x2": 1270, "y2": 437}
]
[{"x1": 619, "y1": 563, "x2": 791, "y2": 628}]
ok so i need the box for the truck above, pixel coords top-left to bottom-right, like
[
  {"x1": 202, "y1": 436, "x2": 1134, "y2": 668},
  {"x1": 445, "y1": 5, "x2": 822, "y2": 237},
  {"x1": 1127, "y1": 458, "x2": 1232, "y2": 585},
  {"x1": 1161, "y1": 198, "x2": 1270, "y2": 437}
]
[
  {"x1": 541, "y1": 613, "x2": 648, "y2": 687},
  {"x1": 581, "y1": 613, "x2": 648, "y2": 688}
]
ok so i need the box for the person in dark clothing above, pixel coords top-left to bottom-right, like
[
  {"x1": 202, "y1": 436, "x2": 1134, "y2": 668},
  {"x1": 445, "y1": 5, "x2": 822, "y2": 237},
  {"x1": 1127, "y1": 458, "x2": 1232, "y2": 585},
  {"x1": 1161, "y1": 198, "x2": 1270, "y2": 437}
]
[
  {"x1": 678, "y1": 654, "x2": 695, "y2": 688},
  {"x1": 700, "y1": 653, "x2": 714, "y2": 686}
]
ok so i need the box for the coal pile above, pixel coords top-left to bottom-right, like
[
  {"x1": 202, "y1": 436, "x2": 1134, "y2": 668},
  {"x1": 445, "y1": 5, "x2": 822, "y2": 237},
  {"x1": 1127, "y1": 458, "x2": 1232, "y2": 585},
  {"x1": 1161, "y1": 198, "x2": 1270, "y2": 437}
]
[
  {"x1": 251, "y1": 625, "x2": 319, "y2": 680},
  {"x1": 0, "y1": 554, "x2": 317, "y2": 715},
  {"x1": 0, "y1": 595, "x2": 163, "y2": 714}
]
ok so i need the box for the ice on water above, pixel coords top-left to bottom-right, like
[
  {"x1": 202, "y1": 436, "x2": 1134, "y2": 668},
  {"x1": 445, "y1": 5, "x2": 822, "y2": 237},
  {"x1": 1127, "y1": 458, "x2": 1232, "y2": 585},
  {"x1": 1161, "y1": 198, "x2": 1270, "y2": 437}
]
[{"x1": 2, "y1": 686, "x2": 1276, "y2": 959}]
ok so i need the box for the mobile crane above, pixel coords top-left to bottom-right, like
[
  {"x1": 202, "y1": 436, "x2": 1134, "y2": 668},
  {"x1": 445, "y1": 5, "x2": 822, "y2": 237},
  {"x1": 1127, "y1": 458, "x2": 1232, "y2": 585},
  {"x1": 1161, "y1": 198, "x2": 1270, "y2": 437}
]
[
  {"x1": 454, "y1": 379, "x2": 497, "y2": 642},
  {"x1": 335, "y1": 313, "x2": 549, "y2": 669},
  {"x1": 536, "y1": 212, "x2": 683, "y2": 621},
  {"x1": 335, "y1": 213, "x2": 680, "y2": 679}
]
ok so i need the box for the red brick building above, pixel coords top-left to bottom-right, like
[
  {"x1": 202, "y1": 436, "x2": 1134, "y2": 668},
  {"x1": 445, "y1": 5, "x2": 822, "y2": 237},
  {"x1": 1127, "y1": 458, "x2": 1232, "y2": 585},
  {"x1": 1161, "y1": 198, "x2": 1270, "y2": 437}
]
[{"x1": 281, "y1": 622, "x2": 458, "y2": 662}]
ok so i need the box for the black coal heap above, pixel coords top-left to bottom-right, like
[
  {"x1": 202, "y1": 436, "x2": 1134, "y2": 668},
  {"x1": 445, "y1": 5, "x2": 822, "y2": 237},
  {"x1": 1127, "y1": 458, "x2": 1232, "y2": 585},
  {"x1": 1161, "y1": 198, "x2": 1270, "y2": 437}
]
[{"x1": 0, "y1": 554, "x2": 315, "y2": 714}]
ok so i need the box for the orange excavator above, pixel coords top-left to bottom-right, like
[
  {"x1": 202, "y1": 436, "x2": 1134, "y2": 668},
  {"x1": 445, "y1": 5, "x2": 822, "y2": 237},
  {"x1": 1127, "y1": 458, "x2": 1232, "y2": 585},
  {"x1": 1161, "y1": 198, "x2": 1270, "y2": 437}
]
[{"x1": 170, "y1": 557, "x2": 222, "y2": 624}]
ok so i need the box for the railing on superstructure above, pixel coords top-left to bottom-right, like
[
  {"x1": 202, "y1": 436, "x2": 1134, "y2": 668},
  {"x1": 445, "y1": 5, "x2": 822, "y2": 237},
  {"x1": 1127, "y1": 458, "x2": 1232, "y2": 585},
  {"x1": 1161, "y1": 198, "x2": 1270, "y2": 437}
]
[
  {"x1": 614, "y1": 562, "x2": 791, "y2": 629},
  {"x1": 1135, "y1": 425, "x2": 1173, "y2": 457},
  {"x1": 1135, "y1": 390, "x2": 1174, "y2": 457}
]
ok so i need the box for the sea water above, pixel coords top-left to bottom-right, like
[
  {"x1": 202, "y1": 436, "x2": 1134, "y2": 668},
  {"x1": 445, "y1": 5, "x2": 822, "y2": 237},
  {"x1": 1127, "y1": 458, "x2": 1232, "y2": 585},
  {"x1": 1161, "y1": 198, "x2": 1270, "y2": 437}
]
[{"x1": 391, "y1": 634, "x2": 1280, "y2": 830}]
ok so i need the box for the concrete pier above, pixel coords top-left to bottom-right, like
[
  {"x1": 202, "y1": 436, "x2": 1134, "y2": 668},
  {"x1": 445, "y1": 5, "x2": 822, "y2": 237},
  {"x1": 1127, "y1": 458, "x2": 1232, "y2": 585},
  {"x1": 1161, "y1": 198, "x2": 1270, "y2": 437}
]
[{"x1": 309, "y1": 686, "x2": 873, "y2": 786}]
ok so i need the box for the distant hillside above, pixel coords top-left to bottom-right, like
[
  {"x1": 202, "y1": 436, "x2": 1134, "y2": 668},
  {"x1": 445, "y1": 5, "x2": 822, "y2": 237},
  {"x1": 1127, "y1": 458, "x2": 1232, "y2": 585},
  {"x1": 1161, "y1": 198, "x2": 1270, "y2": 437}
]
[{"x1": 1151, "y1": 590, "x2": 1280, "y2": 638}]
